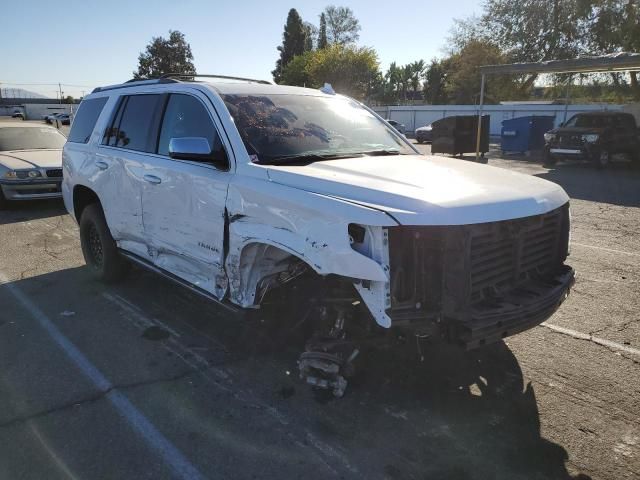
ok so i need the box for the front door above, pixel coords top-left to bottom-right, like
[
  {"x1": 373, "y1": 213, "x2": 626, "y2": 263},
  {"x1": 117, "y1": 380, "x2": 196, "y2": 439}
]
[{"x1": 140, "y1": 92, "x2": 230, "y2": 298}]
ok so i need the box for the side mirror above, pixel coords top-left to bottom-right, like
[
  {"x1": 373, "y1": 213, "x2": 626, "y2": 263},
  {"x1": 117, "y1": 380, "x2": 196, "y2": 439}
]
[{"x1": 168, "y1": 137, "x2": 227, "y2": 166}]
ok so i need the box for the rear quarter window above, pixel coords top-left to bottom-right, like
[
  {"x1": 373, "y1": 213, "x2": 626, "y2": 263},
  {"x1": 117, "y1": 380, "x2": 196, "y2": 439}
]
[{"x1": 67, "y1": 97, "x2": 108, "y2": 144}]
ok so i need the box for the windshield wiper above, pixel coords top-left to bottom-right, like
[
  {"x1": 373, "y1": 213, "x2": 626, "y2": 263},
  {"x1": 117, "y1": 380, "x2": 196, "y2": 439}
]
[
  {"x1": 263, "y1": 152, "x2": 364, "y2": 165},
  {"x1": 358, "y1": 149, "x2": 403, "y2": 156}
]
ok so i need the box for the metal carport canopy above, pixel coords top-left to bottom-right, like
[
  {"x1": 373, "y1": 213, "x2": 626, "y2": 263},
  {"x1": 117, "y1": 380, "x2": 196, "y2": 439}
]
[{"x1": 473, "y1": 53, "x2": 640, "y2": 160}]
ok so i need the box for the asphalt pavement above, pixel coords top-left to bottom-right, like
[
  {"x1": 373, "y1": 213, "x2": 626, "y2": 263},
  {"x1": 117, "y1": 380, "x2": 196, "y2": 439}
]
[{"x1": 0, "y1": 142, "x2": 638, "y2": 479}]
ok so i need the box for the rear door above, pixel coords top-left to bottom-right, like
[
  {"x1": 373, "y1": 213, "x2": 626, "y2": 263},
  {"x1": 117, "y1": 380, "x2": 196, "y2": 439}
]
[
  {"x1": 140, "y1": 90, "x2": 231, "y2": 298},
  {"x1": 97, "y1": 93, "x2": 164, "y2": 260}
]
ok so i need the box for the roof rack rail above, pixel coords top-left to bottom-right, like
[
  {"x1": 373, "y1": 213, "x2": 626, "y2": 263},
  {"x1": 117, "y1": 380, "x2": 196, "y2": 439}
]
[
  {"x1": 159, "y1": 73, "x2": 272, "y2": 85},
  {"x1": 91, "y1": 77, "x2": 179, "y2": 93}
]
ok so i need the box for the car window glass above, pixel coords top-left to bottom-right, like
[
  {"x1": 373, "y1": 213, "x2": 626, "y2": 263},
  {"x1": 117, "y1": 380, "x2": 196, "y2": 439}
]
[
  {"x1": 107, "y1": 94, "x2": 162, "y2": 152},
  {"x1": 222, "y1": 94, "x2": 412, "y2": 164},
  {"x1": 157, "y1": 94, "x2": 222, "y2": 159},
  {"x1": 0, "y1": 127, "x2": 66, "y2": 151},
  {"x1": 68, "y1": 97, "x2": 108, "y2": 144}
]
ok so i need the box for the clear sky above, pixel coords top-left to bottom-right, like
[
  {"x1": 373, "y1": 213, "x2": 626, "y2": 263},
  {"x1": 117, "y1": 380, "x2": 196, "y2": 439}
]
[{"x1": 2, "y1": 0, "x2": 481, "y2": 99}]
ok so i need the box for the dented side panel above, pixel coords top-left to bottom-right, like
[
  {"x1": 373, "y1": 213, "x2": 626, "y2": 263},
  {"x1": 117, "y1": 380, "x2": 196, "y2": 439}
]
[
  {"x1": 224, "y1": 173, "x2": 397, "y2": 325},
  {"x1": 140, "y1": 158, "x2": 229, "y2": 298}
]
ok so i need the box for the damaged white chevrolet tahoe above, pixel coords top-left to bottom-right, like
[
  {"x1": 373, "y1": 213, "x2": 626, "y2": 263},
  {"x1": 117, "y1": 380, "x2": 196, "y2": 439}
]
[{"x1": 63, "y1": 75, "x2": 574, "y2": 397}]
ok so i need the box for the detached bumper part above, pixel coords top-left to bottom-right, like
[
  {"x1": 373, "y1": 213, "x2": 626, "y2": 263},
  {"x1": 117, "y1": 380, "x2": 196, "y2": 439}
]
[{"x1": 455, "y1": 265, "x2": 575, "y2": 349}]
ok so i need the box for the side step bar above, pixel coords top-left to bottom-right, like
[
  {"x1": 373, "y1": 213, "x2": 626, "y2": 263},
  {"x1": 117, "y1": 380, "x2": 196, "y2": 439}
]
[{"x1": 118, "y1": 249, "x2": 243, "y2": 315}]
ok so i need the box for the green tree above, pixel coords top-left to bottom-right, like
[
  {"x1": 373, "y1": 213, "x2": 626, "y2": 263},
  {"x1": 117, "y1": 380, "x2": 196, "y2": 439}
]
[
  {"x1": 273, "y1": 9, "x2": 310, "y2": 83},
  {"x1": 280, "y1": 44, "x2": 379, "y2": 99},
  {"x1": 318, "y1": 13, "x2": 328, "y2": 49},
  {"x1": 323, "y1": 5, "x2": 361, "y2": 45},
  {"x1": 304, "y1": 22, "x2": 317, "y2": 51},
  {"x1": 480, "y1": 0, "x2": 586, "y2": 62},
  {"x1": 443, "y1": 39, "x2": 523, "y2": 103},
  {"x1": 408, "y1": 60, "x2": 426, "y2": 95},
  {"x1": 581, "y1": 0, "x2": 640, "y2": 96},
  {"x1": 449, "y1": 0, "x2": 587, "y2": 93},
  {"x1": 133, "y1": 30, "x2": 196, "y2": 80},
  {"x1": 64, "y1": 95, "x2": 75, "y2": 104},
  {"x1": 423, "y1": 59, "x2": 449, "y2": 104}
]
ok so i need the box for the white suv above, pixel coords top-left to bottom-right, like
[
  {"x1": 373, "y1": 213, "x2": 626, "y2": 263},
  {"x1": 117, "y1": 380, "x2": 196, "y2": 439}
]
[{"x1": 63, "y1": 75, "x2": 574, "y2": 396}]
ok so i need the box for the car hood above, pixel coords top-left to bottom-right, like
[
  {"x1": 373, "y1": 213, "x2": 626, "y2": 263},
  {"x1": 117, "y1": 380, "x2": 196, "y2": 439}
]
[
  {"x1": 0, "y1": 149, "x2": 62, "y2": 170},
  {"x1": 266, "y1": 154, "x2": 569, "y2": 225}
]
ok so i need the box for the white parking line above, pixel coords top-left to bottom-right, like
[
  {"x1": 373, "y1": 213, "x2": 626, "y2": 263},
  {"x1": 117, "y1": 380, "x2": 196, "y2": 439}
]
[
  {"x1": 572, "y1": 242, "x2": 640, "y2": 257},
  {"x1": 0, "y1": 273, "x2": 205, "y2": 480},
  {"x1": 542, "y1": 322, "x2": 640, "y2": 357}
]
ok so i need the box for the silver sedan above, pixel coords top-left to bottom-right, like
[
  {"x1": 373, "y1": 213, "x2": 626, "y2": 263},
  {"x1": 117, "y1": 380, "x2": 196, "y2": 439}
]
[{"x1": 0, "y1": 122, "x2": 66, "y2": 208}]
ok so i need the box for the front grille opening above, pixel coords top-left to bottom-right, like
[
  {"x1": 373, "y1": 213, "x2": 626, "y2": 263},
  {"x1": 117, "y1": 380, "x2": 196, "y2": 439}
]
[{"x1": 386, "y1": 204, "x2": 569, "y2": 324}]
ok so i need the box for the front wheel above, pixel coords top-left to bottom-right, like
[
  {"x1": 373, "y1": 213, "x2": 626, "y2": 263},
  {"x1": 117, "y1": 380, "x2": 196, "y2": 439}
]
[
  {"x1": 79, "y1": 204, "x2": 129, "y2": 282},
  {"x1": 592, "y1": 149, "x2": 610, "y2": 169},
  {"x1": 0, "y1": 187, "x2": 7, "y2": 210},
  {"x1": 542, "y1": 148, "x2": 556, "y2": 167}
]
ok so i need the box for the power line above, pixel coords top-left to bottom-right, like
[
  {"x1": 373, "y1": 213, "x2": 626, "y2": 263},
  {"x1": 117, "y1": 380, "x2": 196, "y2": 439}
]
[{"x1": 0, "y1": 82, "x2": 98, "y2": 88}]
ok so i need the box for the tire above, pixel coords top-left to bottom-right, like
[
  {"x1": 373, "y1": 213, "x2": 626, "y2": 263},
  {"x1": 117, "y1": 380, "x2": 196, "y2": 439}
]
[
  {"x1": 79, "y1": 204, "x2": 129, "y2": 282},
  {"x1": 542, "y1": 149, "x2": 556, "y2": 167},
  {"x1": 417, "y1": 139, "x2": 423, "y2": 144},
  {"x1": 0, "y1": 187, "x2": 7, "y2": 210},
  {"x1": 592, "y1": 149, "x2": 610, "y2": 169}
]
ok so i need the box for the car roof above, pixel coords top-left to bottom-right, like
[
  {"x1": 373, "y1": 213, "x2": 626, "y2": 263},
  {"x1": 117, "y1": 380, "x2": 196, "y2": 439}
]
[
  {"x1": 91, "y1": 78, "x2": 337, "y2": 99},
  {"x1": 203, "y1": 81, "x2": 333, "y2": 97}
]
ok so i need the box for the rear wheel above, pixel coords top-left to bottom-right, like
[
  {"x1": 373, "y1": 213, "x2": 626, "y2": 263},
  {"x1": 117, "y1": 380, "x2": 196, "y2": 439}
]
[{"x1": 79, "y1": 204, "x2": 129, "y2": 282}]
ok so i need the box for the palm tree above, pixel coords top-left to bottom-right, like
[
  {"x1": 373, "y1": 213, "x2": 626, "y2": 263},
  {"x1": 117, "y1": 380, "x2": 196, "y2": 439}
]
[{"x1": 409, "y1": 60, "x2": 426, "y2": 96}]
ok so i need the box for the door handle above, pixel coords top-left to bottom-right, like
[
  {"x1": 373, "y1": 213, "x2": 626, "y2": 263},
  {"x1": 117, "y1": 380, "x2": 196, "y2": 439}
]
[
  {"x1": 143, "y1": 174, "x2": 162, "y2": 185},
  {"x1": 95, "y1": 161, "x2": 109, "y2": 170}
]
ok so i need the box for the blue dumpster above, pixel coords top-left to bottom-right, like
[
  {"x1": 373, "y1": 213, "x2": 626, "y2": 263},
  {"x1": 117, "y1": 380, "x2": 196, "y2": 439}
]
[{"x1": 501, "y1": 116, "x2": 555, "y2": 154}]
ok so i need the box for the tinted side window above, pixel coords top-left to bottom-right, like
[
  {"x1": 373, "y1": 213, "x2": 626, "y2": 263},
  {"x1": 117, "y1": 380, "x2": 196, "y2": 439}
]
[
  {"x1": 158, "y1": 94, "x2": 224, "y2": 160},
  {"x1": 67, "y1": 97, "x2": 108, "y2": 143},
  {"x1": 107, "y1": 94, "x2": 162, "y2": 152}
]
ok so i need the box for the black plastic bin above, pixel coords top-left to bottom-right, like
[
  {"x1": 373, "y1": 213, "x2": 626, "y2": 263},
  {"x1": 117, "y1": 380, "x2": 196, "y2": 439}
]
[{"x1": 431, "y1": 115, "x2": 490, "y2": 157}]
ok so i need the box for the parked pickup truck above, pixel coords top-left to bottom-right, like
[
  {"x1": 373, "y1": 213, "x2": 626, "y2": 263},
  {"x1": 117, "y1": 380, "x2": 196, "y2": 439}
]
[
  {"x1": 63, "y1": 75, "x2": 575, "y2": 397},
  {"x1": 543, "y1": 111, "x2": 640, "y2": 168}
]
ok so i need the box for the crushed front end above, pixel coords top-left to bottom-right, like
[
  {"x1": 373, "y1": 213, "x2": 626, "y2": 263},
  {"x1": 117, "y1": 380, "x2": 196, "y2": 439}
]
[{"x1": 386, "y1": 203, "x2": 574, "y2": 349}]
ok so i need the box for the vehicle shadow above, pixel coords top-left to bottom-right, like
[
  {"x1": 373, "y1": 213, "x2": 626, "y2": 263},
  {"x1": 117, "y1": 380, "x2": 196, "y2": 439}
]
[
  {"x1": 535, "y1": 161, "x2": 640, "y2": 207},
  {"x1": 0, "y1": 199, "x2": 66, "y2": 225},
  {"x1": 347, "y1": 342, "x2": 592, "y2": 479},
  {"x1": 3, "y1": 265, "x2": 592, "y2": 480},
  {"x1": 113, "y1": 268, "x2": 592, "y2": 480}
]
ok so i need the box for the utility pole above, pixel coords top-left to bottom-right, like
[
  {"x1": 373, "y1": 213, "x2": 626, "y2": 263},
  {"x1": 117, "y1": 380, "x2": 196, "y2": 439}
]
[{"x1": 58, "y1": 83, "x2": 63, "y2": 104}]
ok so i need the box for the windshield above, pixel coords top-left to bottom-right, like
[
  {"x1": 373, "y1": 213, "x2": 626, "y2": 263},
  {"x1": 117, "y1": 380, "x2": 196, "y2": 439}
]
[
  {"x1": 0, "y1": 127, "x2": 66, "y2": 151},
  {"x1": 564, "y1": 115, "x2": 610, "y2": 128},
  {"x1": 222, "y1": 93, "x2": 414, "y2": 164}
]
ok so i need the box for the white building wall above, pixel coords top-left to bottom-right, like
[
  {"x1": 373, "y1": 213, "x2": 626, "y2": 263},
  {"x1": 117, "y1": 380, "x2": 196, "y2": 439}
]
[
  {"x1": 24, "y1": 104, "x2": 77, "y2": 120},
  {"x1": 373, "y1": 104, "x2": 626, "y2": 136},
  {"x1": 0, "y1": 104, "x2": 78, "y2": 120}
]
